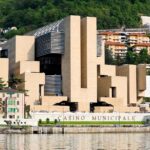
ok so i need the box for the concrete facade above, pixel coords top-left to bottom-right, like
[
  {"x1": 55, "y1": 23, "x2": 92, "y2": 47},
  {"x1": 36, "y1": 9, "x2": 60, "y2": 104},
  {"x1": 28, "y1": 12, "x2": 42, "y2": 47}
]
[
  {"x1": 0, "y1": 15, "x2": 147, "y2": 113},
  {"x1": 0, "y1": 58, "x2": 9, "y2": 86},
  {"x1": 145, "y1": 76, "x2": 150, "y2": 97},
  {"x1": 62, "y1": 16, "x2": 97, "y2": 111}
]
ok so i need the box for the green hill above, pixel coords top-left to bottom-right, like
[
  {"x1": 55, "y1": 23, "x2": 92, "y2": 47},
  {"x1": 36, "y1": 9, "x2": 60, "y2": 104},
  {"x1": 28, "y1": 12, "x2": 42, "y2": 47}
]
[{"x1": 0, "y1": 0, "x2": 150, "y2": 38}]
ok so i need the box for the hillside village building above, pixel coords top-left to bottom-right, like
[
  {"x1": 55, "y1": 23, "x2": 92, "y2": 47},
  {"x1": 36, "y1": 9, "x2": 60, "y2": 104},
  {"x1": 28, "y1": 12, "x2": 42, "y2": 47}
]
[
  {"x1": 0, "y1": 15, "x2": 147, "y2": 113},
  {"x1": 98, "y1": 31, "x2": 150, "y2": 57}
]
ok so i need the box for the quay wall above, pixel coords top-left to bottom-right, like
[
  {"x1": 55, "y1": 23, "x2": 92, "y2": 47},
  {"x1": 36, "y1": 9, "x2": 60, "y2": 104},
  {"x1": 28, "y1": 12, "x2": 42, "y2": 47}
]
[{"x1": 0, "y1": 126, "x2": 150, "y2": 134}]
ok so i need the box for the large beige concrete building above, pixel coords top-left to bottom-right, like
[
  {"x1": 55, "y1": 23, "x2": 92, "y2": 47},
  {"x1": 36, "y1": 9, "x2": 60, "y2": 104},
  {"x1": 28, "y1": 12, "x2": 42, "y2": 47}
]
[{"x1": 0, "y1": 15, "x2": 147, "y2": 113}]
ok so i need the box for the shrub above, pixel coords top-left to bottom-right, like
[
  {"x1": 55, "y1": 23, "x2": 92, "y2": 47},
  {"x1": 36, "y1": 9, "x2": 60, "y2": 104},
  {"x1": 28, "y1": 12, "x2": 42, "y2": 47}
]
[
  {"x1": 46, "y1": 118, "x2": 50, "y2": 124},
  {"x1": 38, "y1": 119, "x2": 42, "y2": 125},
  {"x1": 54, "y1": 119, "x2": 58, "y2": 124}
]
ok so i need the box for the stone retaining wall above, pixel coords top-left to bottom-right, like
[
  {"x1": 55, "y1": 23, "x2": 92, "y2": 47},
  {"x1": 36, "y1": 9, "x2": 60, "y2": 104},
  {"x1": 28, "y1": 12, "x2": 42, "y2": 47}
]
[
  {"x1": 32, "y1": 126, "x2": 150, "y2": 134},
  {"x1": 0, "y1": 126, "x2": 150, "y2": 134}
]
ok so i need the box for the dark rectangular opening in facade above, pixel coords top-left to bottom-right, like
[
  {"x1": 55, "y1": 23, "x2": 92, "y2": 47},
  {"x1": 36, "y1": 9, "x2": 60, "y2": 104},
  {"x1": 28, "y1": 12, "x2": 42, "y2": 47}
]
[{"x1": 112, "y1": 87, "x2": 116, "y2": 98}]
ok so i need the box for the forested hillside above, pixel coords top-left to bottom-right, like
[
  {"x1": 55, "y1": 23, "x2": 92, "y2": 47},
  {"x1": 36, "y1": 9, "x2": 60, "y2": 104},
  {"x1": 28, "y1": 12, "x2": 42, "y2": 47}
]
[{"x1": 0, "y1": 0, "x2": 150, "y2": 38}]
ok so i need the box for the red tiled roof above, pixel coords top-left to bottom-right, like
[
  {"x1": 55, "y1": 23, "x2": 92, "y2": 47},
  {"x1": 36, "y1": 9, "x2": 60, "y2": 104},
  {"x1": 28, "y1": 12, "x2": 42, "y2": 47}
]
[
  {"x1": 98, "y1": 31, "x2": 120, "y2": 35},
  {"x1": 98, "y1": 31, "x2": 149, "y2": 37},
  {"x1": 128, "y1": 33, "x2": 147, "y2": 37},
  {"x1": 105, "y1": 41, "x2": 125, "y2": 46},
  {"x1": 135, "y1": 43, "x2": 150, "y2": 47}
]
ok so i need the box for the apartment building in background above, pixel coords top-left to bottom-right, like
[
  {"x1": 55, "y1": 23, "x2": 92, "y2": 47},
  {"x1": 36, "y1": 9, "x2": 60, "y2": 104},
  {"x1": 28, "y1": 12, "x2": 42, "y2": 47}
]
[
  {"x1": 0, "y1": 15, "x2": 147, "y2": 113},
  {"x1": 98, "y1": 30, "x2": 150, "y2": 57}
]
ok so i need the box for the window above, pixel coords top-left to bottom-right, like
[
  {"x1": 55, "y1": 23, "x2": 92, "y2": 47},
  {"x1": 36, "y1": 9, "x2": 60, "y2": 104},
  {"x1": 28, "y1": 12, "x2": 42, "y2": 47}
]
[
  {"x1": 112, "y1": 87, "x2": 116, "y2": 97},
  {"x1": 7, "y1": 108, "x2": 17, "y2": 112},
  {"x1": 13, "y1": 108, "x2": 16, "y2": 112},
  {"x1": 9, "y1": 115, "x2": 12, "y2": 118},
  {"x1": 8, "y1": 108, "x2": 10, "y2": 112},
  {"x1": 17, "y1": 101, "x2": 19, "y2": 105},
  {"x1": 8, "y1": 100, "x2": 16, "y2": 105},
  {"x1": 17, "y1": 94, "x2": 19, "y2": 98},
  {"x1": 13, "y1": 101, "x2": 16, "y2": 105}
]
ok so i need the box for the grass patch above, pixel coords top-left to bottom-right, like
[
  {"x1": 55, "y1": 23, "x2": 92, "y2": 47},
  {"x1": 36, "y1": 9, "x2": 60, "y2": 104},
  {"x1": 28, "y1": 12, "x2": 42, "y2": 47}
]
[{"x1": 39, "y1": 121, "x2": 144, "y2": 126}]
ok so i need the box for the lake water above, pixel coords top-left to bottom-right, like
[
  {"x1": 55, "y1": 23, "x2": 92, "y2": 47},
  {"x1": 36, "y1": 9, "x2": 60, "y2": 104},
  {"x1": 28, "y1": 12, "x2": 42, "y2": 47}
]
[{"x1": 0, "y1": 133, "x2": 149, "y2": 150}]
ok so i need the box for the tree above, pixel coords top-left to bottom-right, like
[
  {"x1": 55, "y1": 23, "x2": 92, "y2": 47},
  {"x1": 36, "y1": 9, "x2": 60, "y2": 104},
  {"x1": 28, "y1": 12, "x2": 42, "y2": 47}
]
[
  {"x1": 1, "y1": 0, "x2": 150, "y2": 39},
  {"x1": 8, "y1": 74, "x2": 24, "y2": 90},
  {"x1": 0, "y1": 78, "x2": 6, "y2": 90},
  {"x1": 124, "y1": 45, "x2": 139, "y2": 64},
  {"x1": 125, "y1": 50, "x2": 137, "y2": 64},
  {"x1": 24, "y1": 105, "x2": 31, "y2": 118},
  {"x1": 114, "y1": 54, "x2": 125, "y2": 66},
  {"x1": 105, "y1": 48, "x2": 115, "y2": 65},
  {"x1": 138, "y1": 48, "x2": 150, "y2": 64},
  {"x1": 125, "y1": 48, "x2": 150, "y2": 64}
]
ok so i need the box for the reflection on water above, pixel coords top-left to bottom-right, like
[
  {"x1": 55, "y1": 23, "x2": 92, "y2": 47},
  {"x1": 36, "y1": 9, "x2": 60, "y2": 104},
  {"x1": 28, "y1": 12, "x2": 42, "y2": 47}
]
[{"x1": 0, "y1": 133, "x2": 149, "y2": 150}]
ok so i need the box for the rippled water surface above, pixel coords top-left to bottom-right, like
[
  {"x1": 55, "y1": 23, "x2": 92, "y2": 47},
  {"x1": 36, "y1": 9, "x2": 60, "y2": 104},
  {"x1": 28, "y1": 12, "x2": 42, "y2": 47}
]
[{"x1": 0, "y1": 133, "x2": 149, "y2": 150}]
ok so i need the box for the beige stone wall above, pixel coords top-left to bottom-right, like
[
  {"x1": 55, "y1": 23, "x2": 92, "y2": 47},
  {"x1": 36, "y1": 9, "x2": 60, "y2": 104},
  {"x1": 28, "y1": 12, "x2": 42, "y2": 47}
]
[
  {"x1": 111, "y1": 76, "x2": 127, "y2": 106},
  {"x1": 42, "y1": 96, "x2": 67, "y2": 106},
  {"x1": 98, "y1": 76, "x2": 111, "y2": 98},
  {"x1": 0, "y1": 58, "x2": 9, "y2": 85},
  {"x1": 137, "y1": 64, "x2": 146, "y2": 91},
  {"x1": 80, "y1": 17, "x2": 97, "y2": 109},
  {"x1": 98, "y1": 76, "x2": 127, "y2": 106},
  {"x1": 99, "y1": 65, "x2": 116, "y2": 76},
  {"x1": 2, "y1": 37, "x2": 16, "y2": 75},
  {"x1": 21, "y1": 72, "x2": 45, "y2": 107},
  {"x1": 117, "y1": 65, "x2": 137, "y2": 104},
  {"x1": 62, "y1": 16, "x2": 97, "y2": 112},
  {"x1": 15, "y1": 61, "x2": 40, "y2": 75},
  {"x1": 100, "y1": 97, "x2": 123, "y2": 107},
  {"x1": 15, "y1": 36, "x2": 35, "y2": 62},
  {"x1": 137, "y1": 65, "x2": 146, "y2": 100},
  {"x1": 94, "y1": 106, "x2": 113, "y2": 113},
  {"x1": 98, "y1": 97, "x2": 139, "y2": 113},
  {"x1": 32, "y1": 93, "x2": 69, "y2": 112},
  {"x1": 3, "y1": 36, "x2": 35, "y2": 75},
  {"x1": 114, "y1": 106, "x2": 140, "y2": 113},
  {"x1": 33, "y1": 105, "x2": 70, "y2": 112}
]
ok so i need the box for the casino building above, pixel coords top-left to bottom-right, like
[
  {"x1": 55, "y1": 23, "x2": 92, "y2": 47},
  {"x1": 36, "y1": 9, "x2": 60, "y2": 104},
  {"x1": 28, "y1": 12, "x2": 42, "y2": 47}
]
[{"x1": 0, "y1": 15, "x2": 146, "y2": 113}]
